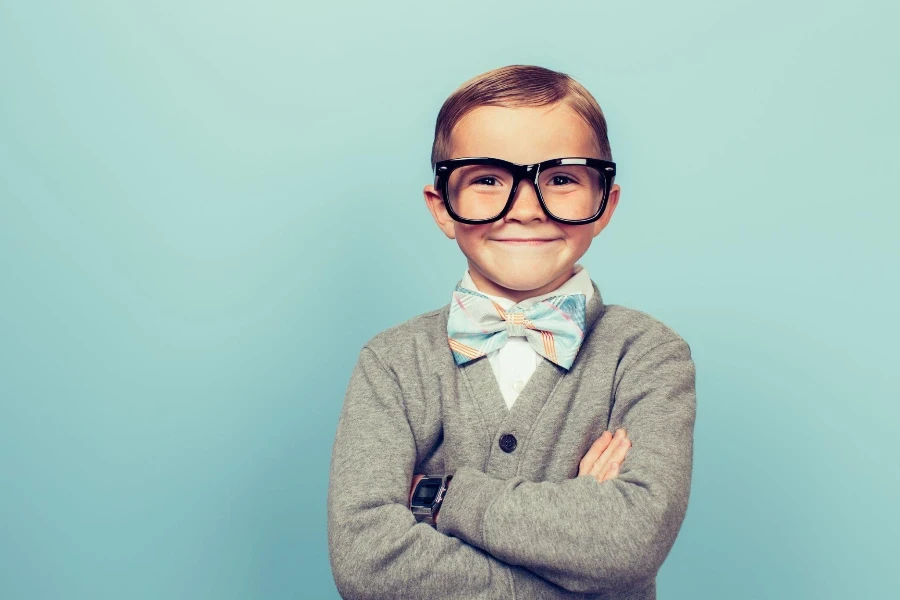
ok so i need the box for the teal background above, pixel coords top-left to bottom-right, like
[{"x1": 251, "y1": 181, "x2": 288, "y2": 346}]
[{"x1": 1, "y1": 1, "x2": 897, "y2": 598}]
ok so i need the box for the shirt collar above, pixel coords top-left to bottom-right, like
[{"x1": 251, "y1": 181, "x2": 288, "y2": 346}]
[{"x1": 459, "y1": 263, "x2": 594, "y2": 311}]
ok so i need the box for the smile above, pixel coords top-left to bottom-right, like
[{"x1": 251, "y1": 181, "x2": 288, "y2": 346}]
[{"x1": 493, "y1": 239, "x2": 560, "y2": 245}]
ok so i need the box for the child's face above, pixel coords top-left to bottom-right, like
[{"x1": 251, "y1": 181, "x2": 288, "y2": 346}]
[{"x1": 423, "y1": 103, "x2": 620, "y2": 303}]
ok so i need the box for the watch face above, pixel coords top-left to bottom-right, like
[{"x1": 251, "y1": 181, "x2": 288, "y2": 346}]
[{"x1": 411, "y1": 480, "x2": 441, "y2": 507}]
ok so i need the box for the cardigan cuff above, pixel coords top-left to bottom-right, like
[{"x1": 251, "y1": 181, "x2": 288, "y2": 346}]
[{"x1": 435, "y1": 466, "x2": 507, "y2": 549}]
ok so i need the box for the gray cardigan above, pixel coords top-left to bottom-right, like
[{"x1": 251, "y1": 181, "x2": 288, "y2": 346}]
[{"x1": 327, "y1": 279, "x2": 697, "y2": 599}]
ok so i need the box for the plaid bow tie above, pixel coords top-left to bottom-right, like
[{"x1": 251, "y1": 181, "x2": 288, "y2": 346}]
[{"x1": 447, "y1": 285, "x2": 587, "y2": 370}]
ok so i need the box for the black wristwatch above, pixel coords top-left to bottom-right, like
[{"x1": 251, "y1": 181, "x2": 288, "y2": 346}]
[{"x1": 410, "y1": 474, "x2": 452, "y2": 527}]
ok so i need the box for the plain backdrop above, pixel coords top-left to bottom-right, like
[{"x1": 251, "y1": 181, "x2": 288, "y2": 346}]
[{"x1": 1, "y1": 1, "x2": 897, "y2": 598}]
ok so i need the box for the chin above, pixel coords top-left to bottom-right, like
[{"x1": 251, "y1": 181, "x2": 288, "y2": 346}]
[
  {"x1": 467, "y1": 251, "x2": 572, "y2": 291},
  {"x1": 488, "y1": 271, "x2": 558, "y2": 292}
]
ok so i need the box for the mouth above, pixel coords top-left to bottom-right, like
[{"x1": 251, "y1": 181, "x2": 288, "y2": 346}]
[{"x1": 492, "y1": 238, "x2": 560, "y2": 245}]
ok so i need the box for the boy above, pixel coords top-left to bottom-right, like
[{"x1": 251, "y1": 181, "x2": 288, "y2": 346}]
[{"x1": 327, "y1": 65, "x2": 696, "y2": 599}]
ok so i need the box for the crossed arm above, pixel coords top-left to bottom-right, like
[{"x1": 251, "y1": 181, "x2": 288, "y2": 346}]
[
  {"x1": 328, "y1": 346, "x2": 520, "y2": 600},
  {"x1": 415, "y1": 426, "x2": 632, "y2": 526},
  {"x1": 327, "y1": 339, "x2": 697, "y2": 597}
]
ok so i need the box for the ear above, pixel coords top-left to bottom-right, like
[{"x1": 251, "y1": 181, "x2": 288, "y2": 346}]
[
  {"x1": 591, "y1": 183, "x2": 620, "y2": 238},
  {"x1": 424, "y1": 184, "x2": 456, "y2": 240}
]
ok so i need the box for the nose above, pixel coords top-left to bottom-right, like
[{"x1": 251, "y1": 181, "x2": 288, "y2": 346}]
[{"x1": 504, "y1": 179, "x2": 546, "y2": 222}]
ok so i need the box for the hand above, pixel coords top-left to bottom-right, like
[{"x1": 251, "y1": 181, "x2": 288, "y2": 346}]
[{"x1": 578, "y1": 428, "x2": 632, "y2": 483}]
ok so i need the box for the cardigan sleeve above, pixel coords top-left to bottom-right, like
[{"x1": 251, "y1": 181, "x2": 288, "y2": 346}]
[
  {"x1": 435, "y1": 338, "x2": 697, "y2": 595},
  {"x1": 328, "y1": 346, "x2": 518, "y2": 600}
]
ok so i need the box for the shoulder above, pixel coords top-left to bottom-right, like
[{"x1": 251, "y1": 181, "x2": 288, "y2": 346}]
[
  {"x1": 357, "y1": 303, "x2": 451, "y2": 374},
  {"x1": 592, "y1": 303, "x2": 693, "y2": 369}
]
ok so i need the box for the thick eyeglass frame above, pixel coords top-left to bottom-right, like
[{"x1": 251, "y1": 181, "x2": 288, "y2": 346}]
[{"x1": 433, "y1": 156, "x2": 617, "y2": 225}]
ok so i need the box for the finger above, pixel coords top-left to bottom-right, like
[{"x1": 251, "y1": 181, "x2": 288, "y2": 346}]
[
  {"x1": 599, "y1": 437, "x2": 631, "y2": 481},
  {"x1": 589, "y1": 428, "x2": 627, "y2": 478},
  {"x1": 596, "y1": 435, "x2": 631, "y2": 481},
  {"x1": 579, "y1": 431, "x2": 613, "y2": 474},
  {"x1": 591, "y1": 428, "x2": 625, "y2": 476},
  {"x1": 603, "y1": 461, "x2": 619, "y2": 481}
]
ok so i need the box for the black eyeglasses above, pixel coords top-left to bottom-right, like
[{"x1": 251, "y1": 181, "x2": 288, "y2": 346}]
[{"x1": 434, "y1": 156, "x2": 616, "y2": 225}]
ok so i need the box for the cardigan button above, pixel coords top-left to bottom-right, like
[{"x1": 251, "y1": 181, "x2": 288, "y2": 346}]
[{"x1": 499, "y1": 433, "x2": 517, "y2": 453}]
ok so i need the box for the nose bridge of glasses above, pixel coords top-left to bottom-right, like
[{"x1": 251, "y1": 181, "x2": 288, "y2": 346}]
[{"x1": 508, "y1": 166, "x2": 543, "y2": 212}]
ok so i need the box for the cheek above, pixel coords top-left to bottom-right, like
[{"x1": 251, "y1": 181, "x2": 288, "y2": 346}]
[
  {"x1": 559, "y1": 225, "x2": 593, "y2": 247},
  {"x1": 455, "y1": 225, "x2": 491, "y2": 250}
]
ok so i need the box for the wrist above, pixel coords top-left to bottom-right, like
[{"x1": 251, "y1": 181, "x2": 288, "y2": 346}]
[{"x1": 410, "y1": 473, "x2": 452, "y2": 527}]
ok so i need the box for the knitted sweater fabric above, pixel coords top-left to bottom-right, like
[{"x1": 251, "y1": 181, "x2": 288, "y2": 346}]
[{"x1": 327, "y1": 279, "x2": 697, "y2": 599}]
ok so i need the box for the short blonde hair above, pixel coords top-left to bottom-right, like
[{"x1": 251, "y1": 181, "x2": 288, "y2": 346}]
[{"x1": 430, "y1": 64, "x2": 613, "y2": 171}]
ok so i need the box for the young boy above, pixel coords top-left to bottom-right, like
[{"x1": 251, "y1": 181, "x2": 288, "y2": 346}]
[{"x1": 327, "y1": 65, "x2": 697, "y2": 599}]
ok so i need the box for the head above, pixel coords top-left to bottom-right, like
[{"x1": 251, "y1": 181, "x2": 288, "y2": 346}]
[{"x1": 423, "y1": 65, "x2": 621, "y2": 303}]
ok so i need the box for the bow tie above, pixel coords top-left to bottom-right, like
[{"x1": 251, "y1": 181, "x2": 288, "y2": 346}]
[{"x1": 447, "y1": 285, "x2": 587, "y2": 370}]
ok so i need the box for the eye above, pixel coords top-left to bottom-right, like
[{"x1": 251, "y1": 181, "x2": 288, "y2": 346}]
[
  {"x1": 549, "y1": 175, "x2": 574, "y2": 186},
  {"x1": 473, "y1": 176, "x2": 498, "y2": 186}
]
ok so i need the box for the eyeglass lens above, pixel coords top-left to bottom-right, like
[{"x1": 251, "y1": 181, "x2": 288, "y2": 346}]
[{"x1": 447, "y1": 163, "x2": 606, "y2": 221}]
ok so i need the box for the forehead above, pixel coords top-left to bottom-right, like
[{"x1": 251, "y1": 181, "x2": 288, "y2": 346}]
[{"x1": 448, "y1": 103, "x2": 600, "y2": 164}]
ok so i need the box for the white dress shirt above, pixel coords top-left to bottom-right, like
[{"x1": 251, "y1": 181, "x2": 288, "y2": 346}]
[{"x1": 458, "y1": 263, "x2": 594, "y2": 410}]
